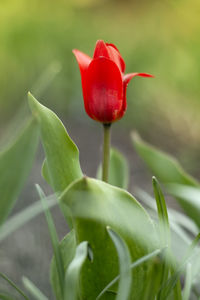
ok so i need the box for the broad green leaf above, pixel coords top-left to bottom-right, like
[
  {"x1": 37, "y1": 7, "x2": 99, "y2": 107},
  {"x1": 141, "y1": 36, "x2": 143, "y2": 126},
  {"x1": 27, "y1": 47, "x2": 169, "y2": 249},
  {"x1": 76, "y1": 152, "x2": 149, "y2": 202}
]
[
  {"x1": 97, "y1": 248, "x2": 163, "y2": 300},
  {"x1": 0, "y1": 273, "x2": 29, "y2": 300},
  {"x1": 0, "y1": 118, "x2": 39, "y2": 225},
  {"x1": 36, "y1": 185, "x2": 65, "y2": 299},
  {"x1": 50, "y1": 230, "x2": 76, "y2": 300},
  {"x1": 64, "y1": 241, "x2": 89, "y2": 300},
  {"x1": 106, "y1": 227, "x2": 132, "y2": 300},
  {"x1": 28, "y1": 92, "x2": 82, "y2": 193},
  {"x1": 131, "y1": 132, "x2": 198, "y2": 186},
  {"x1": 131, "y1": 132, "x2": 200, "y2": 227},
  {"x1": 0, "y1": 194, "x2": 57, "y2": 242},
  {"x1": 97, "y1": 148, "x2": 129, "y2": 189},
  {"x1": 61, "y1": 177, "x2": 156, "y2": 300},
  {"x1": 22, "y1": 277, "x2": 48, "y2": 300}
]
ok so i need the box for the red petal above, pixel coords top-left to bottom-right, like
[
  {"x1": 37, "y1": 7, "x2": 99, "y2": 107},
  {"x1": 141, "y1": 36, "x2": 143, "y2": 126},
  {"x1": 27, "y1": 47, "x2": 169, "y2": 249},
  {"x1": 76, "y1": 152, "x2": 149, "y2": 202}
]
[
  {"x1": 94, "y1": 40, "x2": 125, "y2": 73},
  {"x1": 85, "y1": 57, "x2": 123, "y2": 123},
  {"x1": 73, "y1": 49, "x2": 92, "y2": 78},
  {"x1": 106, "y1": 43, "x2": 120, "y2": 53},
  {"x1": 106, "y1": 43, "x2": 126, "y2": 73},
  {"x1": 93, "y1": 40, "x2": 109, "y2": 59},
  {"x1": 123, "y1": 72, "x2": 154, "y2": 85},
  {"x1": 119, "y1": 72, "x2": 154, "y2": 120},
  {"x1": 73, "y1": 49, "x2": 92, "y2": 105}
]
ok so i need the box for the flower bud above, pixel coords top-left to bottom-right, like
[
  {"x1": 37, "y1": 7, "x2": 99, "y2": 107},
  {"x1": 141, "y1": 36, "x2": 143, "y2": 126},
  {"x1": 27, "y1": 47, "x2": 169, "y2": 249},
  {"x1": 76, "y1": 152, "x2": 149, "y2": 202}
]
[{"x1": 73, "y1": 40, "x2": 153, "y2": 123}]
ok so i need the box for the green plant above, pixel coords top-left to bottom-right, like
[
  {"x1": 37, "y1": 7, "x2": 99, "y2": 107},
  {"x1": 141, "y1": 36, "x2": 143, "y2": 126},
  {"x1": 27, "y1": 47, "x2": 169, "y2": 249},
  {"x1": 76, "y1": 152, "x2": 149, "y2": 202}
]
[{"x1": 1, "y1": 42, "x2": 200, "y2": 299}]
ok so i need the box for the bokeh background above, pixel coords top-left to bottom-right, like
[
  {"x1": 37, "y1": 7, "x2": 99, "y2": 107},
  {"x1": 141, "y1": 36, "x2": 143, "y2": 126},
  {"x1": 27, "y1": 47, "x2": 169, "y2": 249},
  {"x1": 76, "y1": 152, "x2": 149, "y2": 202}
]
[{"x1": 1, "y1": 0, "x2": 200, "y2": 298}]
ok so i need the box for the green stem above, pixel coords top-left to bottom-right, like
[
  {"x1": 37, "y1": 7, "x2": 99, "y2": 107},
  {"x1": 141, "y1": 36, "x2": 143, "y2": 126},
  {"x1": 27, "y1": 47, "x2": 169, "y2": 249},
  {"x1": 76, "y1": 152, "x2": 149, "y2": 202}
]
[{"x1": 102, "y1": 123, "x2": 111, "y2": 182}]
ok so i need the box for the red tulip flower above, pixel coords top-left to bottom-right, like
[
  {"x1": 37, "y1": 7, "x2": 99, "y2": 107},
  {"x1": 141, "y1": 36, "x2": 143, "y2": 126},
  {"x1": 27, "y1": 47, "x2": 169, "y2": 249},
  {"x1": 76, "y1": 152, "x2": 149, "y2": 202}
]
[{"x1": 73, "y1": 40, "x2": 153, "y2": 124}]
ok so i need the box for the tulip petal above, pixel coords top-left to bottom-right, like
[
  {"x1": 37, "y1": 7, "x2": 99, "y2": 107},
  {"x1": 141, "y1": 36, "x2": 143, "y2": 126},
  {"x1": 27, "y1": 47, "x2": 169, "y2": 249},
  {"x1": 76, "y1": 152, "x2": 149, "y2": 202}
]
[
  {"x1": 106, "y1": 43, "x2": 126, "y2": 73},
  {"x1": 123, "y1": 72, "x2": 154, "y2": 85},
  {"x1": 85, "y1": 57, "x2": 123, "y2": 123},
  {"x1": 93, "y1": 40, "x2": 109, "y2": 59},
  {"x1": 94, "y1": 40, "x2": 125, "y2": 73},
  {"x1": 73, "y1": 49, "x2": 92, "y2": 107},
  {"x1": 118, "y1": 73, "x2": 154, "y2": 120},
  {"x1": 73, "y1": 49, "x2": 92, "y2": 78},
  {"x1": 106, "y1": 43, "x2": 120, "y2": 53}
]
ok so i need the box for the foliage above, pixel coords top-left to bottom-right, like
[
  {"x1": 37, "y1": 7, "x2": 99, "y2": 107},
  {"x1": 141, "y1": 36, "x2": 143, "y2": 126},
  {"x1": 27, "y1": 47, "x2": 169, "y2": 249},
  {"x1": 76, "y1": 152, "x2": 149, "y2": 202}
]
[{"x1": 0, "y1": 94, "x2": 200, "y2": 299}]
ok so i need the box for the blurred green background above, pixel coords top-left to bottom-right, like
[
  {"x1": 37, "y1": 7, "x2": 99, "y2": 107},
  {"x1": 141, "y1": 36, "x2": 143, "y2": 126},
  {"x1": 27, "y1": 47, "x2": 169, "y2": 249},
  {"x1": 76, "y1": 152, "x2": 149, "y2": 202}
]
[{"x1": 0, "y1": 0, "x2": 200, "y2": 163}]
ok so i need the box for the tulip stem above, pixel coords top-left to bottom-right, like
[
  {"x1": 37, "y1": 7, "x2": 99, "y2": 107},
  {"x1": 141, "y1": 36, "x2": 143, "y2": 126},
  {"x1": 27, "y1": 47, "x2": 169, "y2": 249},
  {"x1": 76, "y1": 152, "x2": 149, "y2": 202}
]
[{"x1": 102, "y1": 123, "x2": 111, "y2": 183}]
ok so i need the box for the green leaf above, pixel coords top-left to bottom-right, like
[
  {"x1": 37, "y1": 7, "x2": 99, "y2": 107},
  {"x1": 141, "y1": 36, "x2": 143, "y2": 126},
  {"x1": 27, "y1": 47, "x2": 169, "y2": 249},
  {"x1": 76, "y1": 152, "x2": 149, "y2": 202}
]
[
  {"x1": 152, "y1": 177, "x2": 170, "y2": 247},
  {"x1": 152, "y1": 177, "x2": 171, "y2": 299},
  {"x1": 41, "y1": 158, "x2": 51, "y2": 185},
  {"x1": 182, "y1": 264, "x2": 192, "y2": 300},
  {"x1": 61, "y1": 177, "x2": 156, "y2": 300},
  {"x1": 131, "y1": 132, "x2": 198, "y2": 186},
  {"x1": 141, "y1": 255, "x2": 163, "y2": 300},
  {"x1": 0, "y1": 194, "x2": 57, "y2": 242},
  {"x1": 36, "y1": 185, "x2": 65, "y2": 299},
  {"x1": 131, "y1": 132, "x2": 200, "y2": 227},
  {"x1": 0, "y1": 291, "x2": 16, "y2": 300},
  {"x1": 64, "y1": 241, "x2": 89, "y2": 300},
  {"x1": 0, "y1": 273, "x2": 29, "y2": 300},
  {"x1": 28, "y1": 92, "x2": 82, "y2": 193},
  {"x1": 97, "y1": 148, "x2": 129, "y2": 189},
  {"x1": 136, "y1": 188, "x2": 198, "y2": 237},
  {"x1": 136, "y1": 188, "x2": 198, "y2": 258},
  {"x1": 22, "y1": 277, "x2": 48, "y2": 300},
  {"x1": 159, "y1": 233, "x2": 200, "y2": 299},
  {"x1": 0, "y1": 118, "x2": 39, "y2": 225},
  {"x1": 167, "y1": 184, "x2": 200, "y2": 228},
  {"x1": 50, "y1": 230, "x2": 76, "y2": 300},
  {"x1": 97, "y1": 248, "x2": 163, "y2": 300},
  {"x1": 106, "y1": 227, "x2": 132, "y2": 300}
]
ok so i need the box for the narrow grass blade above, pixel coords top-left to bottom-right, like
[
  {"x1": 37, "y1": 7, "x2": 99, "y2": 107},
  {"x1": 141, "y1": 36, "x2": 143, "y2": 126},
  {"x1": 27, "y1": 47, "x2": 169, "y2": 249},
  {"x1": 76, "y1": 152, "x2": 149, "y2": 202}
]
[
  {"x1": 136, "y1": 188, "x2": 198, "y2": 236},
  {"x1": 152, "y1": 177, "x2": 171, "y2": 299},
  {"x1": 96, "y1": 248, "x2": 163, "y2": 300},
  {"x1": 182, "y1": 264, "x2": 192, "y2": 300},
  {"x1": 0, "y1": 273, "x2": 29, "y2": 300},
  {"x1": 136, "y1": 188, "x2": 195, "y2": 247},
  {"x1": 50, "y1": 230, "x2": 76, "y2": 300},
  {"x1": 22, "y1": 277, "x2": 48, "y2": 300},
  {"x1": 107, "y1": 227, "x2": 131, "y2": 300},
  {"x1": 64, "y1": 241, "x2": 89, "y2": 300},
  {"x1": 152, "y1": 177, "x2": 170, "y2": 246},
  {"x1": 0, "y1": 195, "x2": 57, "y2": 242},
  {"x1": 0, "y1": 291, "x2": 16, "y2": 300},
  {"x1": 36, "y1": 184, "x2": 65, "y2": 299},
  {"x1": 159, "y1": 233, "x2": 200, "y2": 299}
]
